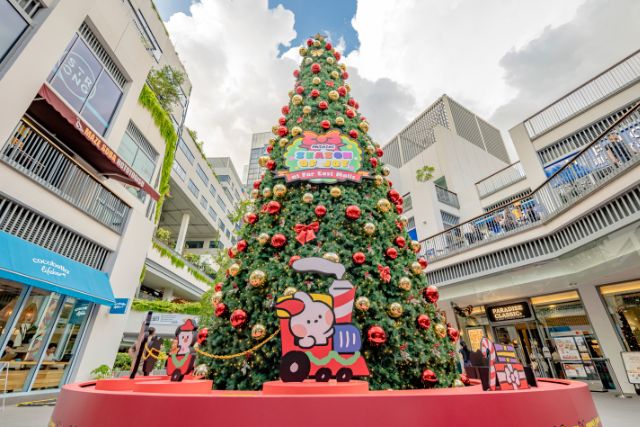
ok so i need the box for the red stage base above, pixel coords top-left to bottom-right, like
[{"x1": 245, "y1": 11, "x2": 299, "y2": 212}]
[{"x1": 50, "y1": 377, "x2": 601, "y2": 427}]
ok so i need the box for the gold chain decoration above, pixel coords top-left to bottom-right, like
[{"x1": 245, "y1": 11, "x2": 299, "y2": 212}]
[
  {"x1": 143, "y1": 345, "x2": 168, "y2": 361},
  {"x1": 194, "y1": 328, "x2": 280, "y2": 360}
]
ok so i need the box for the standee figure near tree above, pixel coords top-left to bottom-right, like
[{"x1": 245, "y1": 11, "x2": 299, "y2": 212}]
[{"x1": 198, "y1": 34, "x2": 461, "y2": 390}]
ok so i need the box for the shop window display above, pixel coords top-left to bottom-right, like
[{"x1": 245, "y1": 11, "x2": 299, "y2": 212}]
[{"x1": 601, "y1": 281, "x2": 640, "y2": 351}]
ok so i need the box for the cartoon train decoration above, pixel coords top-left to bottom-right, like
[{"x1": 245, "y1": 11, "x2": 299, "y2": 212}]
[{"x1": 275, "y1": 257, "x2": 369, "y2": 382}]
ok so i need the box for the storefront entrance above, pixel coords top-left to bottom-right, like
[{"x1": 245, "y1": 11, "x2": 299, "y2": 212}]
[{"x1": 492, "y1": 321, "x2": 554, "y2": 378}]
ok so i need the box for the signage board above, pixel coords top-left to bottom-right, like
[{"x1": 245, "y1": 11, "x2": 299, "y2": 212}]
[
  {"x1": 621, "y1": 351, "x2": 640, "y2": 384},
  {"x1": 150, "y1": 312, "x2": 198, "y2": 326},
  {"x1": 486, "y1": 301, "x2": 533, "y2": 323},
  {"x1": 554, "y1": 336, "x2": 581, "y2": 361},
  {"x1": 277, "y1": 130, "x2": 369, "y2": 183},
  {"x1": 109, "y1": 298, "x2": 129, "y2": 315}
]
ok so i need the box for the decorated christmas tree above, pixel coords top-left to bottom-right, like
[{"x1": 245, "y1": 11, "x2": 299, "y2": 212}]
[{"x1": 199, "y1": 34, "x2": 459, "y2": 390}]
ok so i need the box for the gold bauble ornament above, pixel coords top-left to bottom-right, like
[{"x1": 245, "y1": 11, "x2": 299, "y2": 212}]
[
  {"x1": 257, "y1": 233, "x2": 270, "y2": 245},
  {"x1": 311, "y1": 48, "x2": 323, "y2": 57},
  {"x1": 328, "y1": 90, "x2": 339, "y2": 101},
  {"x1": 279, "y1": 138, "x2": 289, "y2": 148},
  {"x1": 453, "y1": 379, "x2": 465, "y2": 388},
  {"x1": 340, "y1": 63, "x2": 347, "y2": 71},
  {"x1": 299, "y1": 47, "x2": 307, "y2": 56},
  {"x1": 250, "y1": 189, "x2": 259, "y2": 199},
  {"x1": 398, "y1": 277, "x2": 412, "y2": 291},
  {"x1": 251, "y1": 323, "x2": 266, "y2": 340},
  {"x1": 268, "y1": 138, "x2": 276, "y2": 146},
  {"x1": 335, "y1": 116, "x2": 345, "y2": 126},
  {"x1": 410, "y1": 261, "x2": 423, "y2": 275},
  {"x1": 258, "y1": 156, "x2": 270, "y2": 167},
  {"x1": 292, "y1": 94, "x2": 303, "y2": 105},
  {"x1": 398, "y1": 215, "x2": 409, "y2": 226},
  {"x1": 345, "y1": 83, "x2": 351, "y2": 92},
  {"x1": 326, "y1": 56, "x2": 335, "y2": 65},
  {"x1": 302, "y1": 192, "x2": 314, "y2": 203},
  {"x1": 330, "y1": 70, "x2": 340, "y2": 79},
  {"x1": 249, "y1": 270, "x2": 266, "y2": 287},
  {"x1": 273, "y1": 184, "x2": 287, "y2": 198},
  {"x1": 435, "y1": 323, "x2": 447, "y2": 338},
  {"x1": 381, "y1": 166, "x2": 391, "y2": 176},
  {"x1": 374, "y1": 175, "x2": 384, "y2": 186},
  {"x1": 210, "y1": 291, "x2": 223, "y2": 305},
  {"x1": 304, "y1": 57, "x2": 313, "y2": 65},
  {"x1": 291, "y1": 126, "x2": 302, "y2": 136},
  {"x1": 262, "y1": 187, "x2": 272, "y2": 198},
  {"x1": 363, "y1": 222, "x2": 376, "y2": 236},
  {"x1": 329, "y1": 186, "x2": 342, "y2": 198},
  {"x1": 302, "y1": 105, "x2": 312, "y2": 115},
  {"x1": 272, "y1": 125, "x2": 279, "y2": 135},
  {"x1": 313, "y1": 39, "x2": 321, "y2": 47},
  {"x1": 283, "y1": 287, "x2": 297, "y2": 296},
  {"x1": 377, "y1": 198, "x2": 392, "y2": 213},
  {"x1": 388, "y1": 302, "x2": 404, "y2": 318},
  {"x1": 374, "y1": 142, "x2": 381, "y2": 148},
  {"x1": 228, "y1": 263, "x2": 240, "y2": 277},
  {"x1": 411, "y1": 240, "x2": 421, "y2": 252},
  {"x1": 312, "y1": 77, "x2": 321, "y2": 85},
  {"x1": 359, "y1": 121, "x2": 370, "y2": 132},
  {"x1": 323, "y1": 252, "x2": 340, "y2": 263},
  {"x1": 365, "y1": 144, "x2": 375, "y2": 155},
  {"x1": 355, "y1": 296, "x2": 370, "y2": 311}
]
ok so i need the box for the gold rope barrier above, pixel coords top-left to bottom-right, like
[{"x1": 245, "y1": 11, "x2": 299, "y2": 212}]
[{"x1": 194, "y1": 328, "x2": 280, "y2": 360}]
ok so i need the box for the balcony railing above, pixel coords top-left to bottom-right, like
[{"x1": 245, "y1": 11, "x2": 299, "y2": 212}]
[
  {"x1": 523, "y1": 50, "x2": 640, "y2": 139},
  {"x1": 475, "y1": 162, "x2": 526, "y2": 198},
  {"x1": 151, "y1": 238, "x2": 214, "y2": 286},
  {"x1": 421, "y1": 102, "x2": 640, "y2": 261},
  {"x1": 435, "y1": 185, "x2": 460, "y2": 208},
  {"x1": 1, "y1": 119, "x2": 130, "y2": 233}
]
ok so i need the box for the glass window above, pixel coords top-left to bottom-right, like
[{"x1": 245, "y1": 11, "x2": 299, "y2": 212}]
[
  {"x1": 601, "y1": 281, "x2": 640, "y2": 351},
  {"x1": 196, "y1": 164, "x2": 209, "y2": 186},
  {"x1": 200, "y1": 196, "x2": 208, "y2": 209},
  {"x1": 218, "y1": 219, "x2": 226, "y2": 233},
  {"x1": 208, "y1": 240, "x2": 218, "y2": 249},
  {"x1": 218, "y1": 175, "x2": 230, "y2": 183},
  {"x1": 187, "y1": 179, "x2": 199, "y2": 198},
  {"x1": 209, "y1": 184, "x2": 217, "y2": 197},
  {"x1": 225, "y1": 230, "x2": 231, "y2": 239},
  {"x1": 216, "y1": 196, "x2": 226, "y2": 212},
  {"x1": 48, "y1": 36, "x2": 122, "y2": 135},
  {"x1": 0, "y1": 281, "x2": 26, "y2": 351},
  {"x1": 207, "y1": 206, "x2": 217, "y2": 221},
  {"x1": 172, "y1": 160, "x2": 186, "y2": 181},
  {"x1": 185, "y1": 240, "x2": 204, "y2": 249},
  {"x1": 118, "y1": 131, "x2": 155, "y2": 181},
  {"x1": 178, "y1": 139, "x2": 194, "y2": 164},
  {"x1": 0, "y1": 0, "x2": 28, "y2": 63}
]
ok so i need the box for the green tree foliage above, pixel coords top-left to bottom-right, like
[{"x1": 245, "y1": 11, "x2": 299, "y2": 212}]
[
  {"x1": 199, "y1": 35, "x2": 457, "y2": 391},
  {"x1": 147, "y1": 65, "x2": 185, "y2": 113}
]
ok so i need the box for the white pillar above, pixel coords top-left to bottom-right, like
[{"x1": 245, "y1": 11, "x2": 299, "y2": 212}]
[
  {"x1": 579, "y1": 284, "x2": 635, "y2": 394},
  {"x1": 163, "y1": 288, "x2": 174, "y2": 301},
  {"x1": 175, "y1": 212, "x2": 190, "y2": 253}
]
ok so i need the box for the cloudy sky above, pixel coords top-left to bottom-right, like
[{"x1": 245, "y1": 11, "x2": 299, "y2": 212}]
[{"x1": 156, "y1": 0, "x2": 640, "y2": 178}]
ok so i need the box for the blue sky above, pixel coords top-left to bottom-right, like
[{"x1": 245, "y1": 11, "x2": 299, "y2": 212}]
[{"x1": 154, "y1": 0, "x2": 359, "y2": 54}]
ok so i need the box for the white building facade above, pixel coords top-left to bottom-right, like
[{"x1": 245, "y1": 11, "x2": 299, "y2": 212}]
[{"x1": 244, "y1": 131, "x2": 271, "y2": 189}]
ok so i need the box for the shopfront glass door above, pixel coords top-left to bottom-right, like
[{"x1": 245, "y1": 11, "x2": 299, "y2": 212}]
[{"x1": 0, "y1": 281, "x2": 28, "y2": 353}]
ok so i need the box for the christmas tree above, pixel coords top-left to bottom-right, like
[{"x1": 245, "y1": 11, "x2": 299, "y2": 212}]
[{"x1": 199, "y1": 34, "x2": 459, "y2": 390}]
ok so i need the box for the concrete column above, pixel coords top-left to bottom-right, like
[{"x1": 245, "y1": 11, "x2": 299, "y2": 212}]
[
  {"x1": 579, "y1": 284, "x2": 635, "y2": 394},
  {"x1": 175, "y1": 212, "x2": 190, "y2": 253},
  {"x1": 163, "y1": 288, "x2": 174, "y2": 301}
]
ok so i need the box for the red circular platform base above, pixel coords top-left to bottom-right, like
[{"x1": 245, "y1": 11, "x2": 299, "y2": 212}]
[{"x1": 49, "y1": 377, "x2": 601, "y2": 427}]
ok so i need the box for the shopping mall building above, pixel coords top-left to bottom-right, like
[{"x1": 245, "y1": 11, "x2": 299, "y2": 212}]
[
  {"x1": 394, "y1": 51, "x2": 640, "y2": 394},
  {"x1": 0, "y1": 0, "x2": 197, "y2": 398}
]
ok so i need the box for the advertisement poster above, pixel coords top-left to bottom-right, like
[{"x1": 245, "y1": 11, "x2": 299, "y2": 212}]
[
  {"x1": 563, "y1": 363, "x2": 588, "y2": 379},
  {"x1": 621, "y1": 351, "x2": 640, "y2": 384},
  {"x1": 554, "y1": 336, "x2": 581, "y2": 361},
  {"x1": 467, "y1": 328, "x2": 485, "y2": 352}
]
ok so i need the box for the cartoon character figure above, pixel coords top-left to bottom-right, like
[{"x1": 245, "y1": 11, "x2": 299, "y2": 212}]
[
  {"x1": 142, "y1": 327, "x2": 161, "y2": 376},
  {"x1": 166, "y1": 319, "x2": 198, "y2": 382},
  {"x1": 480, "y1": 337, "x2": 529, "y2": 391},
  {"x1": 275, "y1": 257, "x2": 369, "y2": 382}
]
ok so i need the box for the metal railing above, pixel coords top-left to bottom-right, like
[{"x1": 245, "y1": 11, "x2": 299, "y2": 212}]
[
  {"x1": 421, "y1": 103, "x2": 640, "y2": 262},
  {"x1": 435, "y1": 185, "x2": 460, "y2": 208},
  {"x1": 1, "y1": 119, "x2": 130, "y2": 233},
  {"x1": 475, "y1": 162, "x2": 527, "y2": 198},
  {"x1": 524, "y1": 50, "x2": 640, "y2": 139}
]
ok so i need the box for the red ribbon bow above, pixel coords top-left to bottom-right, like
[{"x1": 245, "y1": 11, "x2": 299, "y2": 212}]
[
  {"x1": 300, "y1": 130, "x2": 344, "y2": 150},
  {"x1": 294, "y1": 222, "x2": 320, "y2": 244},
  {"x1": 377, "y1": 265, "x2": 391, "y2": 283}
]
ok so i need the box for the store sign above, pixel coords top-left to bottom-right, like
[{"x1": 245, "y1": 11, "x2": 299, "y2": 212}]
[
  {"x1": 621, "y1": 351, "x2": 640, "y2": 384},
  {"x1": 69, "y1": 301, "x2": 91, "y2": 324},
  {"x1": 277, "y1": 130, "x2": 369, "y2": 183},
  {"x1": 486, "y1": 301, "x2": 533, "y2": 323},
  {"x1": 32, "y1": 257, "x2": 70, "y2": 278},
  {"x1": 109, "y1": 298, "x2": 129, "y2": 315},
  {"x1": 150, "y1": 312, "x2": 198, "y2": 326}
]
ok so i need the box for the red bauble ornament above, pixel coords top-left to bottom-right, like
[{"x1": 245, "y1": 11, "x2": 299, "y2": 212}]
[
  {"x1": 447, "y1": 327, "x2": 459, "y2": 342},
  {"x1": 352, "y1": 252, "x2": 366, "y2": 265},
  {"x1": 334, "y1": 51, "x2": 341, "y2": 60},
  {"x1": 388, "y1": 189, "x2": 401, "y2": 203},
  {"x1": 367, "y1": 325, "x2": 387, "y2": 345},
  {"x1": 271, "y1": 233, "x2": 287, "y2": 248},
  {"x1": 320, "y1": 120, "x2": 331, "y2": 129},
  {"x1": 318, "y1": 100, "x2": 328, "y2": 110},
  {"x1": 311, "y1": 63, "x2": 321, "y2": 74},
  {"x1": 197, "y1": 328, "x2": 209, "y2": 345},
  {"x1": 277, "y1": 126, "x2": 288, "y2": 137},
  {"x1": 345, "y1": 108, "x2": 356, "y2": 118},
  {"x1": 460, "y1": 373, "x2": 471, "y2": 386},
  {"x1": 230, "y1": 309, "x2": 247, "y2": 328},
  {"x1": 423, "y1": 285, "x2": 439, "y2": 303},
  {"x1": 278, "y1": 116, "x2": 287, "y2": 125},
  {"x1": 266, "y1": 145, "x2": 273, "y2": 154},
  {"x1": 214, "y1": 303, "x2": 227, "y2": 317},
  {"x1": 418, "y1": 257, "x2": 428, "y2": 269},
  {"x1": 422, "y1": 369, "x2": 437, "y2": 386},
  {"x1": 295, "y1": 86, "x2": 305, "y2": 95},
  {"x1": 342, "y1": 71, "x2": 349, "y2": 79},
  {"x1": 314, "y1": 205, "x2": 327, "y2": 217},
  {"x1": 325, "y1": 42, "x2": 332, "y2": 50},
  {"x1": 369, "y1": 157, "x2": 378, "y2": 167},
  {"x1": 310, "y1": 89, "x2": 320, "y2": 98},
  {"x1": 349, "y1": 129, "x2": 359, "y2": 139},
  {"x1": 306, "y1": 39, "x2": 313, "y2": 46},
  {"x1": 354, "y1": 101, "x2": 360, "y2": 109},
  {"x1": 227, "y1": 247, "x2": 236, "y2": 258},
  {"x1": 288, "y1": 255, "x2": 301, "y2": 267},
  {"x1": 337, "y1": 86, "x2": 347, "y2": 97},
  {"x1": 253, "y1": 179, "x2": 261, "y2": 189},
  {"x1": 395, "y1": 236, "x2": 406, "y2": 248},
  {"x1": 266, "y1": 159, "x2": 276, "y2": 170},
  {"x1": 214, "y1": 282, "x2": 223, "y2": 292},
  {"x1": 376, "y1": 147, "x2": 384, "y2": 157},
  {"x1": 236, "y1": 240, "x2": 248, "y2": 252},
  {"x1": 244, "y1": 212, "x2": 258, "y2": 224},
  {"x1": 417, "y1": 314, "x2": 431, "y2": 330},
  {"x1": 385, "y1": 247, "x2": 398, "y2": 259},
  {"x1": 293, "y1": 69, "x2": 299, "y2": 78},
  {"x1": 266, "y1": 200, "x2": 281, "y2": 215},
  {"x1": 396, "y1": 204, "x2": 404, "y2": 214},
  {"x1": 281, "y1": 105, "x2": 290, "y2": 115},
  {"x1": 347, "y1": 98, "x2": 356, "y2": 107},
  {"x1": 345, "y1": 205, "x2": 361, "y2": 220}
]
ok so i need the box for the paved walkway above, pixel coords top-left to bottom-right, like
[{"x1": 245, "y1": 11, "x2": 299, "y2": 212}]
[{"x1": 1, "y1": 391, "x2": 638, "y2": 426}]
